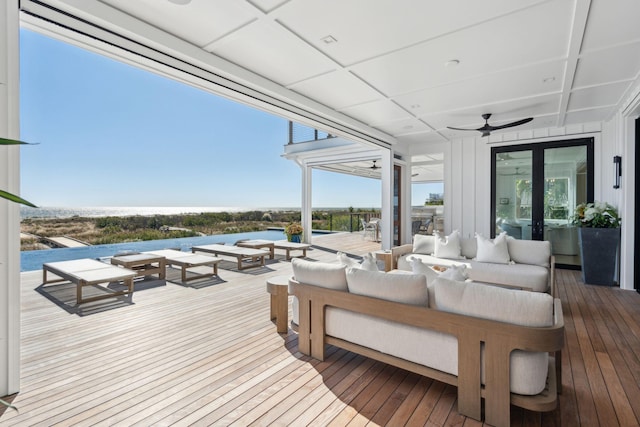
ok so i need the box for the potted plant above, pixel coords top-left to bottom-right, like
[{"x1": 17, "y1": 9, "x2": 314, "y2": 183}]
[
  {"x1": 284, "y1": 222, "x2": 303, "y2": 243},
  {"x1": 1, "y1": 137, "x2": 36, "y2": 207},
  {"x1": 571, "y1": 201, "x2": 621, "y2": 286}
]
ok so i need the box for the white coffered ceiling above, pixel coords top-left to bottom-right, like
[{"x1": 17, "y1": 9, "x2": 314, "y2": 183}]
[{"x1": 20, "y1": 0, "x2": 640, "y2": 148}]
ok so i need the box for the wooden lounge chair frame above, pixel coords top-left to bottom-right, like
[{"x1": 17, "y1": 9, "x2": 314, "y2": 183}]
[
  {"x1": 273, "y1": 240, "x2": 311, "y2": 260},
  {"x1": 144, "y1": 250, "x2": 222, "y2": 283},
  {"x1": 191, "y1": 244, "x2": 270, "y2": 270},
  {"x1": 43, "y1": 259, "x2": 137, "y2": 305},
  {"x1": 290, "y1": 280, "x2": 564, "y2": 427}
]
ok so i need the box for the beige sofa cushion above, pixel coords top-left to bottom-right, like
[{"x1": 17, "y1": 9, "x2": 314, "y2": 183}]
[
  {"x1": 468, "y1": 261, "x2": 549, "y2": 292},
  {"x1": 346, "y1": 268, "x2": 428, "y2": 306},
  {"x1": 507, "y1": 237, "x2": 551, "y2": 268},
  {"x1": 431, "y1": 277, "x2": 553, "y2": 395},
  {"x1": 326, "y1": 308, "x2": 458, "y2": 378},
  {"x1": 291, "y1": 258, "x2": 347, "y2": 291}
]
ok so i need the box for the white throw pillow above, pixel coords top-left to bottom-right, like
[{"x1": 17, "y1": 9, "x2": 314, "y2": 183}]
[
  {"x1": 410, "y1": 256, "x2": 439, "y2": 284},
  {"x1": 412, "y1": 234, "x2": 434, "y2": 255},
  {"x1": 440, "y1": 264, "x2": 469, "y2": 281},
  {"x1": 346, "y1": 268, "x2": 428, "y2": 306},
  {"x1": 434, "y1": 230, "x2": 462, "y2": 259},
  {"x1": 336, "y1": 251, "x2": 360, "y2": 268},
  {"x1": 475, "y1": 232, "x2": 510, "y2": 264},
  {"x1": 360, "y1": 252, "x2": 379, "y2": 271}
]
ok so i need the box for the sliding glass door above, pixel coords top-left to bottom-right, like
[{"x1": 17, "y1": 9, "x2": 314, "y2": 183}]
[{"x1": 492, "y1": 138, "x2": 593, "y2": 268}]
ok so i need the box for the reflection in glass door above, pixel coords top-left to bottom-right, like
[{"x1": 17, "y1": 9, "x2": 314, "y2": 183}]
[
  {"x1": 494, "y1": 151, "x2": 533, "y2": 240},
  {"x1": 492, "y1": 138, "x2": 593, "y2": 269},
  {"x1": 543, "y1": 146, "x2": 589, "y2": 267}
]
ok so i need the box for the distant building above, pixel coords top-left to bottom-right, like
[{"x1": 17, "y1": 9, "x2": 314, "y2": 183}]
[{"x1": 425, "y1": 193, "x2": 444, "y2": 205}]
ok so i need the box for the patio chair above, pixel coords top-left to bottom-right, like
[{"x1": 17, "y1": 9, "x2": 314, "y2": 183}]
[
  {"x1": 411, "y1": 220, "x2": 422, "y2": 235},
  {"x1": 361, "y1": 218, "x2": 378, "y2": 241}
]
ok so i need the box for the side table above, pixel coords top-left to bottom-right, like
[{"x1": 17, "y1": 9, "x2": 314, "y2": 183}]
[
  {"x1": 374, "y1": 250, "x2": 393, "y2": 272},
  {"x1": 266, "y1": 275, "x2": 290, "y2": 333}
]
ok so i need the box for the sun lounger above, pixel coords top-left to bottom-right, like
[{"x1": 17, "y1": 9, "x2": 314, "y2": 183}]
[
  {"x1": 273, "y1": 240, "x2": 311, "y2": 260},
  {"x1": 143, "y1": 249, "x2": 222, "y2": 283},
  {"x1": 191, "y1": 244, "x2": 270, "y2": 270},
  {"x1": 43, "y1": 258, "x2": 137, "y2": 305},
  {"x1": 235, "y1": 239, "x2": 275, "y2": 259}
]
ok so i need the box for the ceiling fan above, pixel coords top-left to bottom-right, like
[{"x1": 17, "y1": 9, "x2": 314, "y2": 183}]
[
  {"x1": 499, "y1": 167, "x2": 528, "y2": 176},
  {"x1": 447, "y1": 113, "x2": 533, "y2": 137},
  {"x1": 370, "y1": 160, "x2": 380, "y2": 170}
]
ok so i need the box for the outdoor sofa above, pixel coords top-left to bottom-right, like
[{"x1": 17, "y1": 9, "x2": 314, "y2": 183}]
[
  {"x1": 392, "y1": 231, "x2": 555, "y2": 295},
  {"x1": 288, "y1": 258, "x2": 564, "y2": 427}
]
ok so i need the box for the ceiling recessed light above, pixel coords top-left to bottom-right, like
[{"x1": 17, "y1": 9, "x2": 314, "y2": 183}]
[
  {"x1": 445, "y1": 59, "x2": 460, "y2": 67},
  {"x1": 321, "y1": 35, "x2": 337, "y2": 44},
  {"x1": 168, "y1": 0, "x2": 191, "y2": 4},
  {"x1": 543, "y1": 76, "x2": 556, "y2": 83}
]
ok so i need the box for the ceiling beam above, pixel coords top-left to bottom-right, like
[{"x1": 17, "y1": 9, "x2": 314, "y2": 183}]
[{"x1": 557, "y1": 0, "x2": 592, "y2": 127}]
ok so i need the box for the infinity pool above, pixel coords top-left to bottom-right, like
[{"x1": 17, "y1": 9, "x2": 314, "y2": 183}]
[{"x1": 21, "y1": 229, "x2": 319, "y2": 272}]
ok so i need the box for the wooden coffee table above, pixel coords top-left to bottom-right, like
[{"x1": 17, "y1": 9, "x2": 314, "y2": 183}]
[{"x1": 111, "y1": 253, "x2": 166, "y2": 279}]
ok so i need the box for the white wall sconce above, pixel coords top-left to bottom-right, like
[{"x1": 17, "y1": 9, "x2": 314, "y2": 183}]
[{"x1": 613, "y1": 155, "x2": 622, "y2": 189}]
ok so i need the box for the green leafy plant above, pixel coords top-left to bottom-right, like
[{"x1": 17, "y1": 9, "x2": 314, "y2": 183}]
[
  {"x1": 571, "y1": 201, "x2": 621, "y2": 228},
  {"x1": 284, "y1": 222, "x2": 303, "y2": 236},
  {"x1": 0, "y1": 397, "x2": 16, "y2": 411},
  {"x1": 0, "y1": 137, "x2": 36, "y2": 207}
]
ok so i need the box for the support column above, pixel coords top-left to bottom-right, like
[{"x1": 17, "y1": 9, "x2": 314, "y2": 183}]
[
  {"x1": 0, "y1": 0, "x2": 21, "y2": 397},
  {"x1": 300, "y1": 162, "x2": 313, "y2": 243},
  {"x1": 380, "y1": 149, "x2": 393, "y2": 250}
]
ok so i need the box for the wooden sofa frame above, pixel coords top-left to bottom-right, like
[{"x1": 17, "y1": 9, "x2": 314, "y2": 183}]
[
  {"x1": 290, "y1": 280, "x2": 564, "y2": 427},
  {"x1": 390, "y1": 243, "x2": 557, "y2": 297}
]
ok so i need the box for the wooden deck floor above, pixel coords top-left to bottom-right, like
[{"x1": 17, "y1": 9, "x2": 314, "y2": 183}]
[{"x1": 2, "y1": 232, "x2": 640, "y2": 426}]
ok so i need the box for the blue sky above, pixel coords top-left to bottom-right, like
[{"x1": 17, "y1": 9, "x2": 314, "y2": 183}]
[{"x1": 19, "y1": 29, "x2": 438, "y2": 209}]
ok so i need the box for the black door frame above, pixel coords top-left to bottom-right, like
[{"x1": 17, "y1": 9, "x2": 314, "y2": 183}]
[{"x1": 491, "y1": 137, "x2": 594, "y2": 268}]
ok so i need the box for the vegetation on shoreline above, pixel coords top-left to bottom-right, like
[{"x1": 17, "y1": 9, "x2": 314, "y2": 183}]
[{"x1": 20, "y1": 208, "x2": 379, "y2": 250}]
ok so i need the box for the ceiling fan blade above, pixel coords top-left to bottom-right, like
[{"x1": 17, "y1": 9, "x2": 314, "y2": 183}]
[
  {"x1": 488, "y1": 117, "x2": 533, "y2": 131},
  {"x1": 446, "y1": 126, "x2": 478, "y2": 132},
  {"x1": 448, "y1": 114, "x2": 533, "y2": 137}
]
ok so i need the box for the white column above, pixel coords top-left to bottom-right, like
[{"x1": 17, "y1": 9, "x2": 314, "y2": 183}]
[
  {"x1": 0, "y1": 0, "x2": 21, "y2": 396},
  {"x1": 380, "y1": 149, "x2": 393, "y2": 249},
  {"x1": 300, "y1": 163, "x2": 312, "y2": 243}
]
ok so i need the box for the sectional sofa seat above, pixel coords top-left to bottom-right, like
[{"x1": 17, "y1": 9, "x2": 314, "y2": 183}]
[
  {"x1": 392, "y1": 231, "x2": 555, "y2": 294},
  {"x1": 289, "y1": 258, "x2": 564, "y2": 426}
]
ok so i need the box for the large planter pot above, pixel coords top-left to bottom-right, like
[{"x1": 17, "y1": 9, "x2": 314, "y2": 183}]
[
  {"x1": 290, "y1": 234, "x2": 302, "y2": 243},
  {"x1": 578, "y1": 227, "x2": 620, "y2": 286}
]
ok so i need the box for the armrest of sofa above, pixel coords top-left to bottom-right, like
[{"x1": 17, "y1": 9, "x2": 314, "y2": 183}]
[{"x1": 390, "y1": 244, "x2": 413, "y2": 270}]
